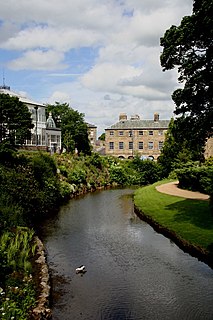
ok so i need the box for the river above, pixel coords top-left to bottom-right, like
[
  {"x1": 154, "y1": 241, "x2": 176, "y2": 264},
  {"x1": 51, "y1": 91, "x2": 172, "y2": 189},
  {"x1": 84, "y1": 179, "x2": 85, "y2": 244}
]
[{"x1": 41, "y1": 188, "x2": 213, "y2": 320}]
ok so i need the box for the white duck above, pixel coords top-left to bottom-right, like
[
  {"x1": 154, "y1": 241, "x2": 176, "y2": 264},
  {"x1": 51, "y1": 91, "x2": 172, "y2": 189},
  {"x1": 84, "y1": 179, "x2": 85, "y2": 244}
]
[{"x1": 75, "y1": 265, "x2": 86, "y2": 274}]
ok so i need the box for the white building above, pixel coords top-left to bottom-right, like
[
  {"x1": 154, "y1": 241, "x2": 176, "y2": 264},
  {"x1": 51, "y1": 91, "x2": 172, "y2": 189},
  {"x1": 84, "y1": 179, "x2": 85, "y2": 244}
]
[{"x1": 0, "y1": 85, "x2": 61, "y2": 151}]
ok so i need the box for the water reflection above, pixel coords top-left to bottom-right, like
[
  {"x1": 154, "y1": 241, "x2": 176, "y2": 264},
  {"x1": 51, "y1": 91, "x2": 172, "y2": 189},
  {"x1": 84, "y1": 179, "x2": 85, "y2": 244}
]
[{"x1": 42, "y1": 189, "x2": 213, "y2": 320}]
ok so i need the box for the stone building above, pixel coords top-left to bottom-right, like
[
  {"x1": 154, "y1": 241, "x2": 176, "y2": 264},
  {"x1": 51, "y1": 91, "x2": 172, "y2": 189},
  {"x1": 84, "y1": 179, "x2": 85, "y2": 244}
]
[
  {"x1": 0, "y1": 85, "x2": 61, "y2": 151},
  {"x1": 105, "y1": 113, "x2": 170, "y2": 160},
  {"x1": 87, "y1": 122, "x2": 97, "y2": 150}
]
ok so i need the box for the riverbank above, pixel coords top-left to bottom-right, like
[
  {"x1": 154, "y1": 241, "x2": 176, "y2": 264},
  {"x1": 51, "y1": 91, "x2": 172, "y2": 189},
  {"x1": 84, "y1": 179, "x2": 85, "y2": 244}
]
[{"x1": 134, "y1": 180, "x2": 213, "y2": 269}]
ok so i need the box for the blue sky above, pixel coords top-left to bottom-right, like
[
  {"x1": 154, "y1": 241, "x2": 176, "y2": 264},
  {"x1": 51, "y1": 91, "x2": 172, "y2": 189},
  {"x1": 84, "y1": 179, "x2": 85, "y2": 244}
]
[{"x1": 0, "y1": 0, "x2": 192, "y2": 135}]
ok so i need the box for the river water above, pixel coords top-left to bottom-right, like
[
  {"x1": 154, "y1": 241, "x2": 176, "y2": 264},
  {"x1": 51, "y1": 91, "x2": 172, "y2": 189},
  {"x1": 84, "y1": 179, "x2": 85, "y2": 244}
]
[{"x1": 41, "y1": 188, "x2": 213, "y2": 320}]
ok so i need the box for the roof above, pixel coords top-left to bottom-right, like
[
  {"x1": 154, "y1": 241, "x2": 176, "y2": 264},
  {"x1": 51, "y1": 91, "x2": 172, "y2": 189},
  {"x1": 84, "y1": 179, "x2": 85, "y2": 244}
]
[
  {"x1": 86, "y1": 122, "x2": 97, "y2": 128},
  {"x1": 0, "y1": 87, "x2": 45, "y2": 107},
  {"x1": 106, "y1": 119, "x2": 170, "y2": 130}
]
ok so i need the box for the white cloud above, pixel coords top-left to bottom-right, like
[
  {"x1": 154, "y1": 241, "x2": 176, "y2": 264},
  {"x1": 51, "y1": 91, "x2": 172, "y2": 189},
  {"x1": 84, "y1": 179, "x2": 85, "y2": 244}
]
[
  {"x1": 8, "y1": 50, "x2": 66, "y2": 71},
  {"x1": 0, "y1": 0, "x2": 193, "y2": 133}
]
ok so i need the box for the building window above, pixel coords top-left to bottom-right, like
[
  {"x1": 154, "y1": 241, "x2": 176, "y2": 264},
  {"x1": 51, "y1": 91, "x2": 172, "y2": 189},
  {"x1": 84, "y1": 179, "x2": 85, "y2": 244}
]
[
  {"x1": 148, "y1": 141, "x2": 154, "y2": 149},
  {"x1": 119, "y1": 131, "x2": 124, "y2": 136},
  {"x1": 129, "y1": 130, "x2": 133, "y2": 137},
  {"x1": 109, "y1": 142, "x2": 114, "y2": 149},
  {"x1": 119, "y1": 142, "x2": 124, "y2": 149},
  {"x1": 129, "y1": 141, "x2": 133, "y2": 149},
  {"x1": 139, "y1": 130, "x2": 143, "y2": 136},
  {"x1": 149, "y1": 130, "x2": 153, "y2": 135},
  {"x1": 138, "y1": 141, "x2": 143, "y2": 149},
  {"x1": 110, "y1": 131, "x2": 114, "y2": 136},
  {"x1": 159, "y1": 141, "x2": 164, "y2": 150},
  {"x1": 158, "y1": 130, "x2": 163, "y2": 136}
]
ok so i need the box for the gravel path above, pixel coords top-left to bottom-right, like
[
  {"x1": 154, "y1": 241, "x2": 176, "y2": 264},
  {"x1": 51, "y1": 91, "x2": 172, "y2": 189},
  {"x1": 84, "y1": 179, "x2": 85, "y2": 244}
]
[{"x1": 156, "y1": 181, "x2": 210, "y2": 200}]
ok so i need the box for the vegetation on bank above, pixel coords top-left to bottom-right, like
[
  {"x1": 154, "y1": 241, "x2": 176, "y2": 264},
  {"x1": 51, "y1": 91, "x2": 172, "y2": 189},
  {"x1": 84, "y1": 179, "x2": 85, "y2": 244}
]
[
  {"x1": 134, "y1": 180, "x2": 213, "y2": 258},
  {"x1": 1, "y1": 148, "x2": 213, "y2": 318},
  {"x1": 0, "y1": 148, "x2": 164, "y2": 319}
]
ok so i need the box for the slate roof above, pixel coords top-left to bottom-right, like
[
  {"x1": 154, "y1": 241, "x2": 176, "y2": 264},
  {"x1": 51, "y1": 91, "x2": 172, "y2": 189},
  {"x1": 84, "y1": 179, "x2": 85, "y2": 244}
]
[{"x1": 106, "y1": 119, "x2": 170, "y2": 130}]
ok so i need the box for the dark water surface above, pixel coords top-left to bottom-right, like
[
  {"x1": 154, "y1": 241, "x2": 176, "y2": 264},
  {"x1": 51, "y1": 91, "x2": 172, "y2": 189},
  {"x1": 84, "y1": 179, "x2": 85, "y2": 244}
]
[{"x1": 41, "y1": 188, "x2": 213, "y2": 320}]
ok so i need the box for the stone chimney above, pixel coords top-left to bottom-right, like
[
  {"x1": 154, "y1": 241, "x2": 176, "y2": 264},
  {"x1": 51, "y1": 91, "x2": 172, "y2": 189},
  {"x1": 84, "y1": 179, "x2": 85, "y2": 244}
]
[
  {"x1": 154, "y1": 113, "x2": 159, "y2": 122},
  {"x1": 130, "y1": 114, "x2": 140, "y2": 120},
  {"x1": 119, "y1": 113, "x2": 127, "y2": 121}
]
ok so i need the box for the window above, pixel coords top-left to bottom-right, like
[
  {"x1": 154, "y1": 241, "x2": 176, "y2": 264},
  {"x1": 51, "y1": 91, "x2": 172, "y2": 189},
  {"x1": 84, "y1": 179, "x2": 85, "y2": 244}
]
[
  {"x1": 129, "y1": 130, "x2": 133, "y2": 137},
  {"x1": 138, "y1": 141, "x2": 143, "y2": 149},
  {"x1": 159, "y1": 141, "x2": 164, "y2": 150},
  {"x1": 148, "y1": 141, "x2": 154, "y2": 149},
  {"x1": 109, "y1": 142, "x2": 114, "y2": 149},
  {"x1": 119, "y1": 131, "x2": 124, "y2": 136},
  {"x1": 119, "y1": 142, "x2": 124, "y2": 149},
  {"x1": 139, "y1": 130, "x2": 143, "y2": 136},
  {"x1": 149, "y1": 130, "x2": 153, "y2": 135},
  {"x1": 158, "y1": 130, "x2": 163, "y2": 136},
  {"x1": 129, "y1": 141, "x2": 133, "y2": 149},
  {"x1": 110, "y1": 131, "x2": 114, "y2": 136}
]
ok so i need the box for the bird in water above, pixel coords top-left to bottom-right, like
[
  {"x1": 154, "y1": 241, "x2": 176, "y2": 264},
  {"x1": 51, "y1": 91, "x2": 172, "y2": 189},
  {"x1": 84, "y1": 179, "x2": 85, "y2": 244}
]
[{"x1": 76, "y1": 265, "x2": 86, "y2": 274}]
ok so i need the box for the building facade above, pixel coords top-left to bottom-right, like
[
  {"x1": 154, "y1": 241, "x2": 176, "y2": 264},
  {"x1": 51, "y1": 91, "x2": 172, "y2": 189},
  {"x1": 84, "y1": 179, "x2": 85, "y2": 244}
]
[
  {"x1": 0, "y1": 85, "x2": 61, "y2": 151},
  {"x1": 105, "y1": 113, "x2": 170, "y2": 160},
  {"x1": 87, "y1": 123, "x2": 97, "y2": 150}
]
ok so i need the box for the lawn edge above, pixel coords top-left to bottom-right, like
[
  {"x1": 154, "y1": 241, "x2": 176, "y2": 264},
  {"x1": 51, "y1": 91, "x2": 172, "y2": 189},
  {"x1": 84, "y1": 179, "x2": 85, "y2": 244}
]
[{"x1": 134, "y1": 181, "x2": 213, "y2": 269}]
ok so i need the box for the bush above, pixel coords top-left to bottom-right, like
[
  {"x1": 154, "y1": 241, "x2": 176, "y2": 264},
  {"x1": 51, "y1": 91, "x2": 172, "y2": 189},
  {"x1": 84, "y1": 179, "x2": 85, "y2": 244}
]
[
  {"x1": 131, "y1": 157, "x2": 163, "y2": 185},
  {"x1": 176, "y1": 164, "x2": 213, "y2": 196}
]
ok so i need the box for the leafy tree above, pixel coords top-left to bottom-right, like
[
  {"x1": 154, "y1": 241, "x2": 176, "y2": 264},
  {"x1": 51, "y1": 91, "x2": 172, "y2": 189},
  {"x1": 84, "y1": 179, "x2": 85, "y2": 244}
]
[
  {"x1": 98, "y1": 133, "x2": 105, "y2": 141},
  {"x1": 46, "y1": 102, "x2": 91, "y2": 154},
  {"x1": 160, "y1": 0, "x2": 213, "y2": 155},
  {"x1": 0, "y1": 94, "x2": 33, "y2": 146},
  {"x1": 158, "y1": 118, "x2": 196, "y2": 176}
]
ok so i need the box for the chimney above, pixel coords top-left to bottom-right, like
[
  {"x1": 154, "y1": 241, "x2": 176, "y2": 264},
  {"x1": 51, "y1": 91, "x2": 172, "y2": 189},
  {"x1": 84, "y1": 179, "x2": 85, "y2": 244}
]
[
  {"x1": 154, "y1": 113, "x2": 159, "y2": 122},
  {"x1": 119, "y1": 113, "x2": 127, "y2": 121},
  {"x1": 130, "y1": 114, "x2": 140, "y2": 120}
]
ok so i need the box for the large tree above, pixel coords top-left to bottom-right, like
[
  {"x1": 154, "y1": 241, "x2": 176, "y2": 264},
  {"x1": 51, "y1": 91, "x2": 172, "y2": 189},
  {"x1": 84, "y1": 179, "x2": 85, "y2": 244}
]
[
  {"x1": 46, "y1": 102, "x2": 91, "y2": 155},
  {"x1": 158, "y1": 118, "x2": 198, "y2": 176},
  {"x1": 0, "y1": 94, "x2": 33, "y2": 146},
  {"x1": 160, "y1": 0, "x2": 213, "y2": 155}
]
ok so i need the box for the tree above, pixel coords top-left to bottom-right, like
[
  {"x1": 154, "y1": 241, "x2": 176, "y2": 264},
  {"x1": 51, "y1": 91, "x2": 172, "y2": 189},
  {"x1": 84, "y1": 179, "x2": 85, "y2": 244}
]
[
  {"x1": 160, "y1": 0, "x2": 213, "y2": 155},
  {"x1": 158, "y1": 118, "x2": 197, "y2": 176},
  {"x1": 0, "y1": 94, "x2": 33, "y2": 147},
  {"x1": 46, "y1": 102, "x2": 91, "y2": 154},
  {"x1": 98, "y1": 133, "x2": 105, "y2": 141}
]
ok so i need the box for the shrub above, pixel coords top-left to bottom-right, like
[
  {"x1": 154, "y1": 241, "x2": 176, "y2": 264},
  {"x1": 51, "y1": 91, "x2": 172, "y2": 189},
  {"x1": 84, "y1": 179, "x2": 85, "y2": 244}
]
[{"x1": 68, "y1": 167, "x2": 87, "y2": 184}]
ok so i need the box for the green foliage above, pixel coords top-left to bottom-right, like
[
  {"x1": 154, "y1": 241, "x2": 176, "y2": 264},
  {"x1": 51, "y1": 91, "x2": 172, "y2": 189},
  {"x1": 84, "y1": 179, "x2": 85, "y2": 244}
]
[
  {"x1": 0, "y1": 94, "x2": 33, "y2": 147},
  {"x1": 132, "y1": 156, "x2": 163, "y2": 185},
  {"x1": 85, "y1": 153, "x2": 103, "y2": 170},
  {"x1": 0, "y1": 274, "x2": 36, "y2": 320},
  {"x1": 176, "y1": 164, "x2": 213, "y2": 204},
  {"x1": 0, "y1": 228, "x2": 37, "y2": 319},
  {"x1": 98, "y1": 133, "x2": 105, "y2": 141},
  {"x1": 160, "y1": 0, "x2": 213, "y2": 153},
  {"x1": 0, "y1": 152, "x2": 61, "y2": 227},
  {"x1": 0, "y1": 227, "x2": 35, "y2": 275},
  {"x1": 109, "y1": 164, "x2": 129, "y2": 185},
  {"x1": 68, "y1": 167, "x2": 87, "y2": 185},
  {"x1": 46, "y1": 102, "x2": 91, "y2": 155},
  {"x1": 157, "y1": 118, "x2": 202, "y2": 177}
]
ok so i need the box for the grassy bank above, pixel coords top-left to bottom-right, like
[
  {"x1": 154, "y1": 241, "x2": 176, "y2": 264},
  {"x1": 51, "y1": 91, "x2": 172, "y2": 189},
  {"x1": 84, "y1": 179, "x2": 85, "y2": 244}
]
[{"x1": 134, "y1": 180, "x2": 213, "y2": 261}]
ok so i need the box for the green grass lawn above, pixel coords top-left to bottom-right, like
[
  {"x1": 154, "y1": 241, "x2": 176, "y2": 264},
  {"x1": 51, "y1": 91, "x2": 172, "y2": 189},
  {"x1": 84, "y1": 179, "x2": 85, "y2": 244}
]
[{"x1": 134, "y1": 180, "x2": 213, "y2": 252}]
